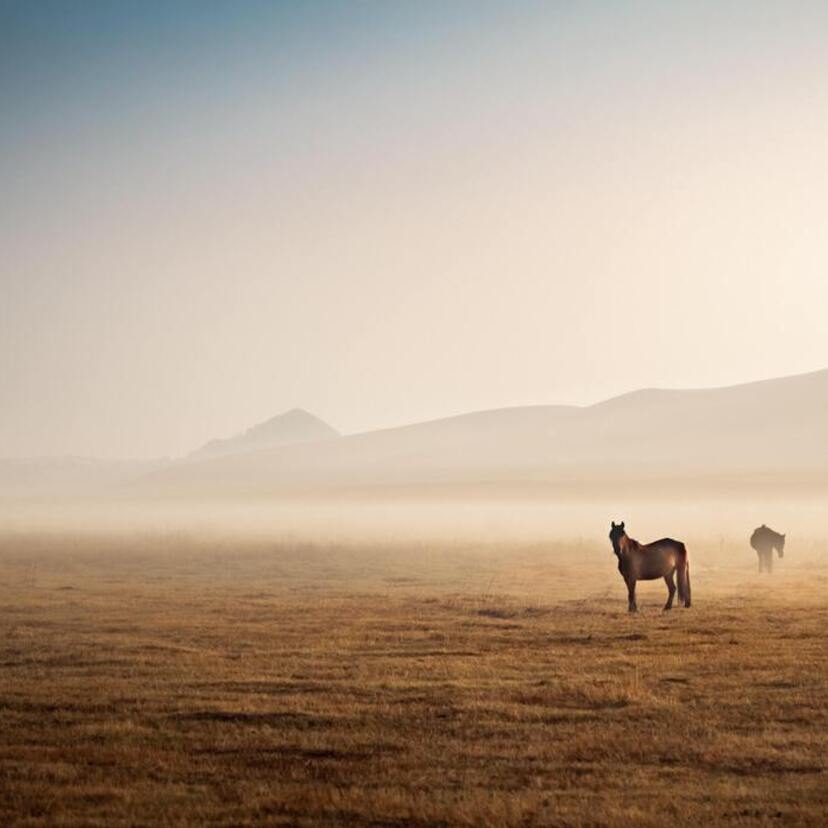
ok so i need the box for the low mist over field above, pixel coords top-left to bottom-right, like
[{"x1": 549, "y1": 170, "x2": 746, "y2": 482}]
[{"x1": 3, "y1": 368, "x2": 828, "y2": 545}]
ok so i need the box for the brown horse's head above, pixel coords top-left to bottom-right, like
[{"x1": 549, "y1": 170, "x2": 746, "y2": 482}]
[
  {"x1": 777, "y1": 533, "x2": 786, "y2": 558},
  {"x1": 609, "y1": 521, "x2": 626, "y2": 556}
]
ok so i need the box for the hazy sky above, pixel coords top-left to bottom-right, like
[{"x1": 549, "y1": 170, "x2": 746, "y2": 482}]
[{"x1": 2, "y1": 1, "x2": 828, "y2": 458}]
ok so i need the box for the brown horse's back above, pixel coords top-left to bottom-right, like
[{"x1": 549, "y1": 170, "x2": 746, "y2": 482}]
[{"x1": 636, "y1": 538, "x2": 686, "y2": 580}]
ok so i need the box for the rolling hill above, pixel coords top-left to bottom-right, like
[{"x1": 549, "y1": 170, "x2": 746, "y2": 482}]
[{"x1": 139, "y1": 368, "x2": 828, "y2": 496}]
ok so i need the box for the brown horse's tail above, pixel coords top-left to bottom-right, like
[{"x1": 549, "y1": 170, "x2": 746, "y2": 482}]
[{"x1": 676, "y1": 544, "x2": 692, "y2": 608}]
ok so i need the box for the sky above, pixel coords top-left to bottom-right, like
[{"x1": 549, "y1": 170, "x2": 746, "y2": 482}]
[{"x1": 2, "y1": 0, "x2": 828, "y2": 459}]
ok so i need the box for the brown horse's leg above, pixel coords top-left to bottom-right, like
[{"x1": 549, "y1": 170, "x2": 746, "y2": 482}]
[
  {"x1": 767, "y1": 548, "x2": 773, "y2": 574},
  {"x1": 627, "y1": 578, "x2": 637, "y2": 613},
  {"x1": 663, "y1": 573, "x2": 676, "y2": 610}
]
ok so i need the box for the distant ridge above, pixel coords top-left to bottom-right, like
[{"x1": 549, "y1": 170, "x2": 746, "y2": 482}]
[
  {"x1": 188, "y1": 409, "x2": 340, "y2": 460},
  {"x1": 6, "y1": 369, "x2": 828, "y2": 498},
  {"x1": 143, "y1": 367, "x2": 828, "y2": 495}
]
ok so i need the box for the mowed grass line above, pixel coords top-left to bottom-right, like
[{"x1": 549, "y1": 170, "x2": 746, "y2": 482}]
[{"x1": 0, "y1": 535, "x2": 826, "y2": 826}]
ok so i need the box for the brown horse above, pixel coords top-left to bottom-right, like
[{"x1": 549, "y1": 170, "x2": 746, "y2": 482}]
[
  {"x1": 608, "y1": 521, "x2": 691, "y2": 613},
  {"x1": 750, "y1": 524, "x2": 785, "y2": 573}
]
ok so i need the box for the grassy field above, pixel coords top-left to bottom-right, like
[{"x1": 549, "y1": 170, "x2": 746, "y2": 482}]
[{"x1": 0, "y1": 531, "x2": 826, "y2": 826}]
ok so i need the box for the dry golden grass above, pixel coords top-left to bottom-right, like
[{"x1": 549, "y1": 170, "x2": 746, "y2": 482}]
[{"x1": 0, "y1": 531, "x2": 826, "y2": 826}]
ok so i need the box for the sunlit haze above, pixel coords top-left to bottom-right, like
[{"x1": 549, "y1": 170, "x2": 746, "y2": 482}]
[{"x1": 3, "y1": 1, "x2": 828, "y2": 458}]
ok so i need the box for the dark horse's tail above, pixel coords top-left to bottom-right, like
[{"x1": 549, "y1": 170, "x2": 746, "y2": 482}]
[{"x1": 676, "y1": 543, "x2": 692, "y2": 608}]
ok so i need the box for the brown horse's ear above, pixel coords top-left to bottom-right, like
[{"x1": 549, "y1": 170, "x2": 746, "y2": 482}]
[
  {"x1": 619, "y1": 521, "x2": 625, "y2": 530},
  {"x1": 611, "y1": 521, "x2": 617, "y2": 529}
]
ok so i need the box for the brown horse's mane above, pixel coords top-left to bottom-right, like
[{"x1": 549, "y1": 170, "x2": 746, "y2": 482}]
[{"x1": 620, "y1": 534, "x2": 640, "y2": 553}]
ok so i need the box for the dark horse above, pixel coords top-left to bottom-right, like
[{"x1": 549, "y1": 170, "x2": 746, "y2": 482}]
[
  {"x1": 609, "y1": 521, "x2": 691, "y2": 612},
  {"x1": 750, "y1": 524, "x2": 785, "y2": 573}
]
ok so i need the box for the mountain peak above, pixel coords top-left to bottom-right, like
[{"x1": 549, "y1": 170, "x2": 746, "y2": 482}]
[{"x1": 189, "y1": 409, "x2": 339, "y2": 460}]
